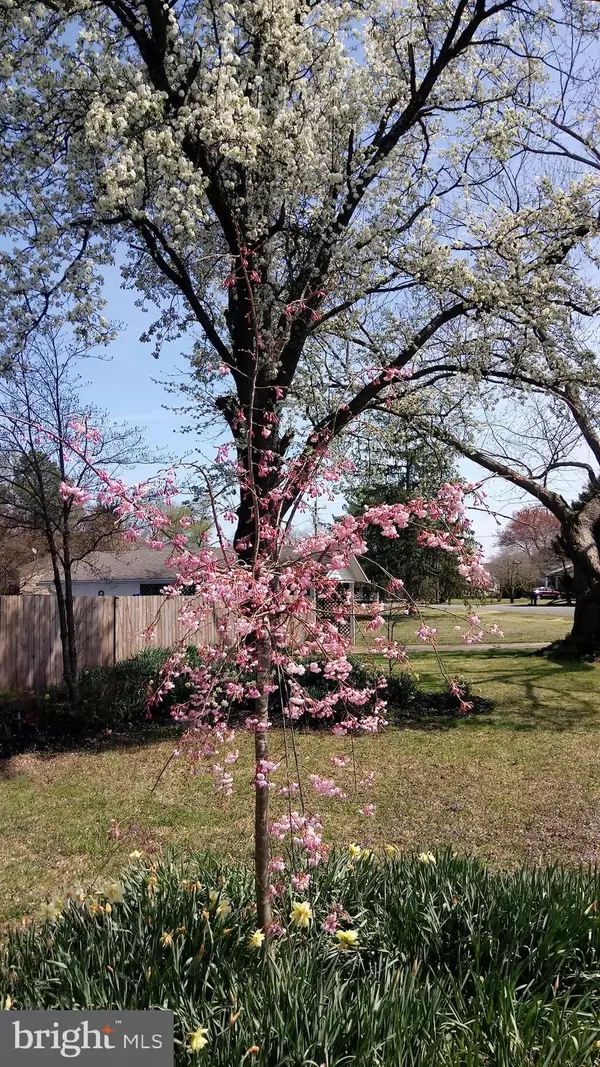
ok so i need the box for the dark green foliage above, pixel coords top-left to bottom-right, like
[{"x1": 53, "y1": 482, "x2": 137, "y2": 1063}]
[
  {"x1": 0, "y1": 649, "x2": 195, "y2": 756},
  {"x1": 290, "y1": 656, "x2": 492, "y2": 725},
  {"x1": 3, "y1": 852, "x2": 600, "y2": 1064},
  {"x1": 347, "y1": 483, "x2": 470, "y2": 603},
  {"x1": 73, "y1": 647, "x2": 201, "y2": 727},
  {"x1": 1, "y1": 650, "x2": 492, "y2": 759}
]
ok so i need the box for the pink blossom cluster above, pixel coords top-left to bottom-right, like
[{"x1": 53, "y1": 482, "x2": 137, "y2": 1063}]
[
  {"x1": 308, "y1": 774, "x2": 346, "y2": 799},
  {"x1": 269, "y1": 811, "x2": 329, "y2": 866},
  {"x1": 321, "y1": 902, "x2": 352, "y2": 934}
]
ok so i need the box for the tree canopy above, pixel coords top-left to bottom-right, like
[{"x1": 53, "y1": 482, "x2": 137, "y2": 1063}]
[
  {"x1": 498, "y1": 506, "x2": 562, "y2": 562},
  {"x1": 2, "y1": 0, "x2": 600, "y2": 552}
]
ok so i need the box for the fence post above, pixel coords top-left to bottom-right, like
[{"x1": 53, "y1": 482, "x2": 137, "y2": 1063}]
[{"x1": 113, "y1": 597, "x2": 117, "y2": 665}]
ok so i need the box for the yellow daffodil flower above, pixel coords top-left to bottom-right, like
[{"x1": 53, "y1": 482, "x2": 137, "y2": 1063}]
[
  {"x1": 37, "y1": 901, "x2": 60, "y2": 922},
  {"x1": 104, "y1": 881, "x2": 124, "y2": 903},
  {"x1": 290, "y1": 900, "x2": 313, "y2": 928},
  {"x1": 335, "y1": 929, "x2": 359, "y2": 949},
  {"x1": 189, "y1": 1027, "x2": 209, "y2": 1052}
]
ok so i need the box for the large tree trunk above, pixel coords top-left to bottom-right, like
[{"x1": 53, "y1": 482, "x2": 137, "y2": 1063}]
[
  {"x1": 254, "y1": 634, "x2": 273, "y2": 930},
  {"x1": 553, "y1": 506, "x2": 600, "y2": 657},
  {"x1": 571, "y1": 587, "x2": 600, "y2": 653},
  {"x1": 569, "y1": 562, "x2": 600, "y2": 657}
]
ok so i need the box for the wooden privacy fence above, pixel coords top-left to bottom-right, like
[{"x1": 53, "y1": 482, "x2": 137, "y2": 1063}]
[{"x1": 0, "y1": 596, "x2": 220, "y2": 692}]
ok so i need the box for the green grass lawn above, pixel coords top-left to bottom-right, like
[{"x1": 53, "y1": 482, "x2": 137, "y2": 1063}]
[
  {"x1": 1, "y1": 649, "x2": 599, "y2": 923},
  {"x1": 355, "y1": 607, "x2": 572, "y2": 645}
]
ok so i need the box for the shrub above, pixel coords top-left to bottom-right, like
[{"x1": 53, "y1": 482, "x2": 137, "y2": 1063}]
[
  {"x1": 2, "y1": 851, "x2": 599, "y2": 1065},
  {"x1": 0, "y1": 648, "x2": 198, "y2": 756},
  {"x1": 285, "y1": 656, "x2": 492, "y2": 727},
  {"x1": 73, "y1": 647, "x2": 199, "y2": 728},
  {"x1": 1, "y1": 650, "x2": 492, "y2": 757}
]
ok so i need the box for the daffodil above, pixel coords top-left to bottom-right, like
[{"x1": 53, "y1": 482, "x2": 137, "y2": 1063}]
[
  {"x1": 248, "y1": 929, "x2": 265, "y2": 949},
  {"x1": 129, "y1": 850, "x2": 144, "y2": 860},
  {"x1": 104, "y1": 881, "x2": 124, "y2": 903},
  {"x1": 385, "y1": 844, "x2": 400, "y2": 857},
  {"x1": 37, "y1": 901, "x2": 59, "y2": 922},
  {"x1": 335, "y1": 929, "x2": 359, "y2": 949},
  {"x1": 160, "y1": 931, "x2": 174, "y2": 948},
  {"x1": 348, "y1": 844, "x2": 362, "y2": 860},
  {"x1": 105, "y1": 903, "x2": 112, "y2": 915},
  {"x1": 216, "y1": 899, "x2": 232, "y2": 918},
  {"x1": 64, "y1": 886, "x2": 85, "y2": 906},
  {"x1": 189, "y1": 1027, "x2": 209, "y2": 1052},
  {"x1": 290, "y1": 900, "x2": 313, "y2": 928},
  {"x1": 418, "y1": 852, "x2": 436, "y2": 866},
  {"x1": 182, "y1": 879, "x2": 202, "y2": 893}
]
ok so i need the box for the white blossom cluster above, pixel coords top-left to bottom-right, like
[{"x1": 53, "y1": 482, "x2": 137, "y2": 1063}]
[{"x1": 0, "y1": 0, "x2": 599, "y2": 444}]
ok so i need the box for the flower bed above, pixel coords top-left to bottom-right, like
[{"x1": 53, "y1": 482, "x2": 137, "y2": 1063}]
[{"x1": 2, "y1": 851, "x2": 599, "y2": 1065}]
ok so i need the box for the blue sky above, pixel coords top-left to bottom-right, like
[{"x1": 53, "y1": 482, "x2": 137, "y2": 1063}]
[{"x1": 77, "y1": 264, "x2": 554, "y2": 560}]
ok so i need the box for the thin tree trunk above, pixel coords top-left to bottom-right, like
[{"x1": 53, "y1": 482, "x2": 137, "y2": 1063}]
[
  {"x1": 254, "y1": 634, "x2": 272, "y2": 930},
  {"x1": 48, "y1": 551, "x2": 77, "y2": 705},
  {"x1": 63, "y1": 560, "x2": 79, "y2": 708}
]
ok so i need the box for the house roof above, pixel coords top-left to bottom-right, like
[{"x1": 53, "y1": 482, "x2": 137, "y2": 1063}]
[
  {"x1": 21, "y1": 547, "x2": 177, "y2": 586},
  {"x1": 21, "y1": 545, "x2": 370, "y2": 587}
]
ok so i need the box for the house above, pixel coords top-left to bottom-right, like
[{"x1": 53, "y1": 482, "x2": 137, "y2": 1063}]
[{"x1": 19, "y1": 546, "x2": 369, "y2": 601}]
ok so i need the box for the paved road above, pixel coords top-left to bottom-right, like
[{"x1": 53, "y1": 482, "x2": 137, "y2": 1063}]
[{"x1": 473, "y1": 603, "x2": 574, "y2": 617}]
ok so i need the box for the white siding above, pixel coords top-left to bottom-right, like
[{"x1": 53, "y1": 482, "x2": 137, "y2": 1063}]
[
  {"x1": 34, "y1": 580, "x2": 172, "y2": 596},
  {"x1": 70, "y1": 580, "x2": 142, "y2": 596}
]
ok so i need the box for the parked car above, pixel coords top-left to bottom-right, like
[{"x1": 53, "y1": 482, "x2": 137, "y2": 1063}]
[{"x1": 531, "y1": 587, "x2": 561, "y2": 603}]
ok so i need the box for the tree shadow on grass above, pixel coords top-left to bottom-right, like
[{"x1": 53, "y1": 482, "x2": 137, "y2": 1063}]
[
  {"x1": 0, "y1": 722, "x2": 183, "y2": 767},
  {"x1": 420, "y1": 648, "x2": 600, "y2": 733}
]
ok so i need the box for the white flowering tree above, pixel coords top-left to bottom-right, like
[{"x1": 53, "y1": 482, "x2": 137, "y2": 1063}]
[{"x1": 2, "y1": 0, "x2": 600, "y2": 923}]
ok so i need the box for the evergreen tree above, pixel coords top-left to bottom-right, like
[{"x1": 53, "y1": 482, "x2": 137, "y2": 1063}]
[{"x1": 346, "y1": 433, "x2": 469, "y2": 603}]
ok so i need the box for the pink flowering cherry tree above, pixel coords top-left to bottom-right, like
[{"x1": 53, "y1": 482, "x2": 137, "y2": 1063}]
[{"x1": 65, "y1": 428, "x2": 492, "y2": 931}]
